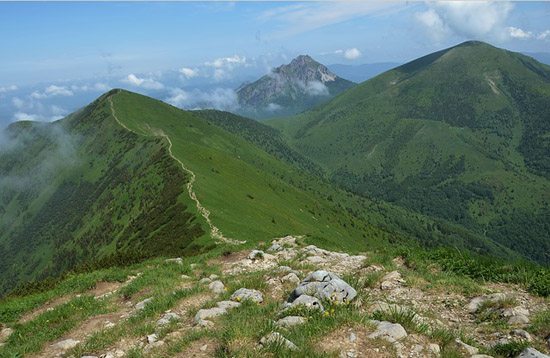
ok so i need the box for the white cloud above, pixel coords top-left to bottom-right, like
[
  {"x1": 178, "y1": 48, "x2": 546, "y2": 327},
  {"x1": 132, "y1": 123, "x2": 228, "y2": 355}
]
[
  {"x1": 415, "y1": 2, "x2": 514, "y2": 43},
  {"x1": 31, "y1": 85, "x2": 74, "y2": 99},
  {"x1": 12, "y1": 97, "x2": 24, "y2": 109},
  {"x1": 13, "y1": 112, "x2": 39, "y2": 122},
  {"x1": 266, "y1": 103, "x2": 282, "y2": 112},
  {"x1": 344, "y1": 48, "x2": 362, "y2": 60},
  {"x1": 305, "y1": 81, "x2": 329, "y2": 96},
  {"x1": 121, "y1": 74, "x2": 164, "y2": 90},
  {"x1": 324, "y1": 48, "x2": 362, "y2": 60},
  {"x1": 508, "y1": 27, "x2": 533, "y2": 39},
  {"x1": 165, "y1": 87, "x2": 238, "y2": 111},
  {"x1": 205, "y1": 55, "x2": 248, "y2": 69},
  {"x1": 74, "y1": 82, "x2": 111, "y2": 92},
  {"x1": 0, "y1": 85, "x2": 18, "y2": 94},
  {"x1": 179, "y1": 67, "x2": 198, "y2": 79},
  {"x1": 537, "y1": 30, "x2": 550, "y2": 40},
  {"x1": 258, "y1": 2, "x2": 398, "y2": 39}
]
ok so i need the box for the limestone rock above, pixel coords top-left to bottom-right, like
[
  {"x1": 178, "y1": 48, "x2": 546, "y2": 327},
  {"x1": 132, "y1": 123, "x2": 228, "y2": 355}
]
[
  {"x1": 52, "y1": 338, "x2": 80, "y2": 350},
  {"x1": 508, "y1": 314, "x2": 530, "y2": 325},
  {"x1": 368, "y1": 321, "x2": 407, "y2": 341},
  {"x1": 248, "y1": 250, "x2": 265, "y2": 260},
  {"x1": 466, "y1": 293, "x2": 506, "y2": 313},
  {"x1": 0, "y1": 327, "x2": 13, "y2": 342},
  {"x1": 289, "y1": 294, "x2": 324, "y2": 311},
  {"x1": 260, "y1": 332, "x2": 298, "y2": 350},
  {"x1": 231, "y1": 288, "x2": 263, "y2": 303},
  {"x1": 268, "y1": 244, "x2": 283, "y2": 252},
  {"x1": 194, "y1": 307, "x2": 226, "y2": 324},
  {"x1": 209, "y1": 280, "x2": 225, "y2": 294},
  {"x1": 511, "y1": 329, "x2": 533, "y2": 342},
  {"x1": 502, "y1": 307, "x2": 530, "y2": 318},
  {"x1": 165, "y1": 258, "x2": 183, "y2": 265},
  {"x1": 281, "y1": 273, "x2": 300, "y2": 285},
  {"x1": 287, "y1": 270, "x2": 357, "y2": 304},
  {"x1": 147, "y1": 334, "x2": 158, "y2": 344},
  {"x1": 379, "y1": 271, "x2": 405, "y2": 290},
  {"x1": 217, "y1": 300, "x2": 241, "y2": 310},
  {"x1": 516, "y1": 348, "x2": 550, "y2": 358},
  {"x1": 199, "y1": 277, "x2": 212, "y2": 284},
  {"x1": 157, "y1": 312, "x2": 180, "y2": 326},
  {"x1": 135, "y1": 297, "x2": 153, "y2": 310},
  {"x1": 455, "y1": 338, "x2": 479, "y2": 355},
  {"x1": 277, "y1": 316, "x2": 307, "y2": 328}
]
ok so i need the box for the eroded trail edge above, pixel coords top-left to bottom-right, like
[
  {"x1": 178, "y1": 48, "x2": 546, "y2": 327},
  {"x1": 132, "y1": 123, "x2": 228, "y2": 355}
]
[{"x1": 108, "y1": 94, "x2": 245, "y2": 245}]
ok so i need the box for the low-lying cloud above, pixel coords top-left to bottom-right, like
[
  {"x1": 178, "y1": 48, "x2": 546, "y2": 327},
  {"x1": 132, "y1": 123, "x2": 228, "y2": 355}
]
[
  {"x1": 165, "y1": 87, "x2": 239, "y2": 111},
  {"x1": 121, "y1": 74, "x2": 164, "y2": 90}
]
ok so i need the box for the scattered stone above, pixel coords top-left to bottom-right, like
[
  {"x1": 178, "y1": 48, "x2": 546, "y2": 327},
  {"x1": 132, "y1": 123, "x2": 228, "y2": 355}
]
[
  {"x1": 157, "y1": 312, "x2": 180, "y2": 326},
  {"x1": 52, "y1": 338, "x2": 80, "y2": 350},
  {"x1": 248, "y1": 250, "x2": 265, "y2": 260},
  {"x1": 144, "y1": 340, "x2": 164, "y2": 352},
  {"x1": 273, "y1": 235, "x2": 297, "y2": 247},
  {"x1": 472, "y1": 355, "x2": 494, "y2": 358},
  {"x1": 0, "y1": 327, "x2": 13, "y2": 342},
  {"x1": 217, "y1": 301, "x2": 241, "y2": 310},
  {"x1": 349, "y1": 332, "x2": 356, "y2": 342},
  {"x1": 307, "y1": 256, "x2": 326, "y2": 264},
  {"x1": 181, "y1": 274, "x2": 191, "y2": 279},
  {"x1": 466, "y1": 293, "x2": 507, "y2": 313},
  {"x1": 455, "y1": 338, "x2": 479, "y2": 355},
  {"x1": 508, "y1": 315, "x2": 530, "y2": 325},
  {"x1": 277, "y1": 316, "x2": 307, "y2": 328},
  {"x1": 200, "y1": 344, "x2": 208, "y2": 351},
  {"x1": 428, "y1": 343, "x2": 441, "y2": 354},
  {"x1": 260, "y1": 332, "x2": 298, "y2": 350},
  {"x1": 165, "y1": 258, "x2": 183, "y2": 265},
  {"x1": 231, "y1": 288, "x2": 263, "y2": 303},
  {"x1": 511, "y1": 329, "x2": 533, "y2": 342},
  {"x1": 364, "y1": 265, "x2": 384, "y2": 273},
  {"x1": 147, "y1": 334, "x2": 158, "y2": 344},
  {"x1": 379, "y1": 271, "x2": 405, "y2": 290},
  {"x1": 209, "y1": 280, "x2": 225, "y2": 294},
  {"x1": 81, "y1": 356, "x2": 99, "y2": 358},
  {"x1": 517, "y1": 348, "x2": 550, "y2": 358},
  {"x1": 502, "y1": 307, "x2": 530, "y2": 317},
  {"x1": 190, "y1": 263, "x2": 198, "y2": 269},
  {"x1": 209, "y1": 274, "x2": 219, "y2": 280},
  {"x1": 268, "y1": 244, "x2": 283, "y2": 252},
  {"x1": 104, "y1": 321, "x2": 116, "y2": 329},
  {"x1": 281, "y1": 273, "x2": 300, "y2": 285},
  {"x1": 135, "y1": 297, "x2": 153, "y2": 310},
  {"x1": 289, "y1": 294, "x2": 324, "y2": 311},
  {"x1": 199, "y1": 277, "x2": 212, "y2": 284},
  {"x1": 194, "y1": 307, "x2": 226, "y2": 324},
  {"x1": 368, "y1": 321, "x2": 407, "y2": 341},
  {"x1": 287, "y1": 270, "x2": 357, "y2": 304}
]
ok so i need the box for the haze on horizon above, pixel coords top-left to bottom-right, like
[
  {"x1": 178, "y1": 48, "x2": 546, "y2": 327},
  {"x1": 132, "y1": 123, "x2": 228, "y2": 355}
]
[{"x1": 0, "y1": 1, "x2": 549, "y2": 126}]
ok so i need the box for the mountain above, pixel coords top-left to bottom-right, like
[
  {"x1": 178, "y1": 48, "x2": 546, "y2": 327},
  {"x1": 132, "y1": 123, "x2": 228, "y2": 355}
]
[
  {"x1": 235, "y1": 55, "x2": 356, "y2": 119},
  {"x1": 268, "y1": 41, "x2": 550, "y2": 264},
  {"x1": 327, "y1": 62, "x2": 402, "y2": 83}
]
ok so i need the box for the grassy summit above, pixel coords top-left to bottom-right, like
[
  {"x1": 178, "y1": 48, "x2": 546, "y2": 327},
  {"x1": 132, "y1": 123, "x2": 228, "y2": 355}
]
[{"x1": 267, "y1": 41, "x2": 550, "y2": 264}]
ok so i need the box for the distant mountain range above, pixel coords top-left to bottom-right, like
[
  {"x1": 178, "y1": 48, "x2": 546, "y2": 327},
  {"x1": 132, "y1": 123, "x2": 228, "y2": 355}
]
[
  {"x1": 235, "y1": 55, "x2": 355, "y2": 119},
  {"x1": 2, "y1": 40, "x2": 550, "y2": 297}
]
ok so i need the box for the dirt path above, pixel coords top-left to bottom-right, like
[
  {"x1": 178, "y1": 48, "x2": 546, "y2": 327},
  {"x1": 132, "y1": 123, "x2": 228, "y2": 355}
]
[{"x1": 108, "y1": 92, "x2": 244, "y2": 245}]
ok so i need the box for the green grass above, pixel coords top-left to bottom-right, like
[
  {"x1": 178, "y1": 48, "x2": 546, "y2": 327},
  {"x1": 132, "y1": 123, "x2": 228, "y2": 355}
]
[{"x1": 267, "y1": 41, "x2": 550, "y2": 265}]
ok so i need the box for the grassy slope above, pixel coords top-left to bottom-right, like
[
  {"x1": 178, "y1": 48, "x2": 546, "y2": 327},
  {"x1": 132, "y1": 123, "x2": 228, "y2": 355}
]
[
  {"x1": 0, "y1": 92, "x2": 206, "y2": 295},
  {"x1": 267, "y1": 41, "x2": 550, "y2": 264},
  {"x1": 113, "y1": 90, "x2": 514, "y2": 258}
]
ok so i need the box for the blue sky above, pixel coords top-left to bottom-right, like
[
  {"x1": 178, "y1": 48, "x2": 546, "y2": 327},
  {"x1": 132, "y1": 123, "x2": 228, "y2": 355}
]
[{"x1": 0, "y1": 1, "x2": 549, "y2": 125}]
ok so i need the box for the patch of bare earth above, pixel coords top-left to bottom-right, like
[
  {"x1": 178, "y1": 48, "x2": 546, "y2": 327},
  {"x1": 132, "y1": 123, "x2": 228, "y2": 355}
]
[
  {"x1": 174, "y1": 292, "x2": 215, "y2": 316},
  {"x1": 19, "y1": 281, "x2": 124, "y2": 324},
  {"x1": 317, "y1": 325, "x2": 394, "y2": 357},
  {"x1": 172, "y1": 338, "x2": 218, "y2": 357},
  {"x1": 28, "y1": 309, "x2": 129, "y2": 358}
]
